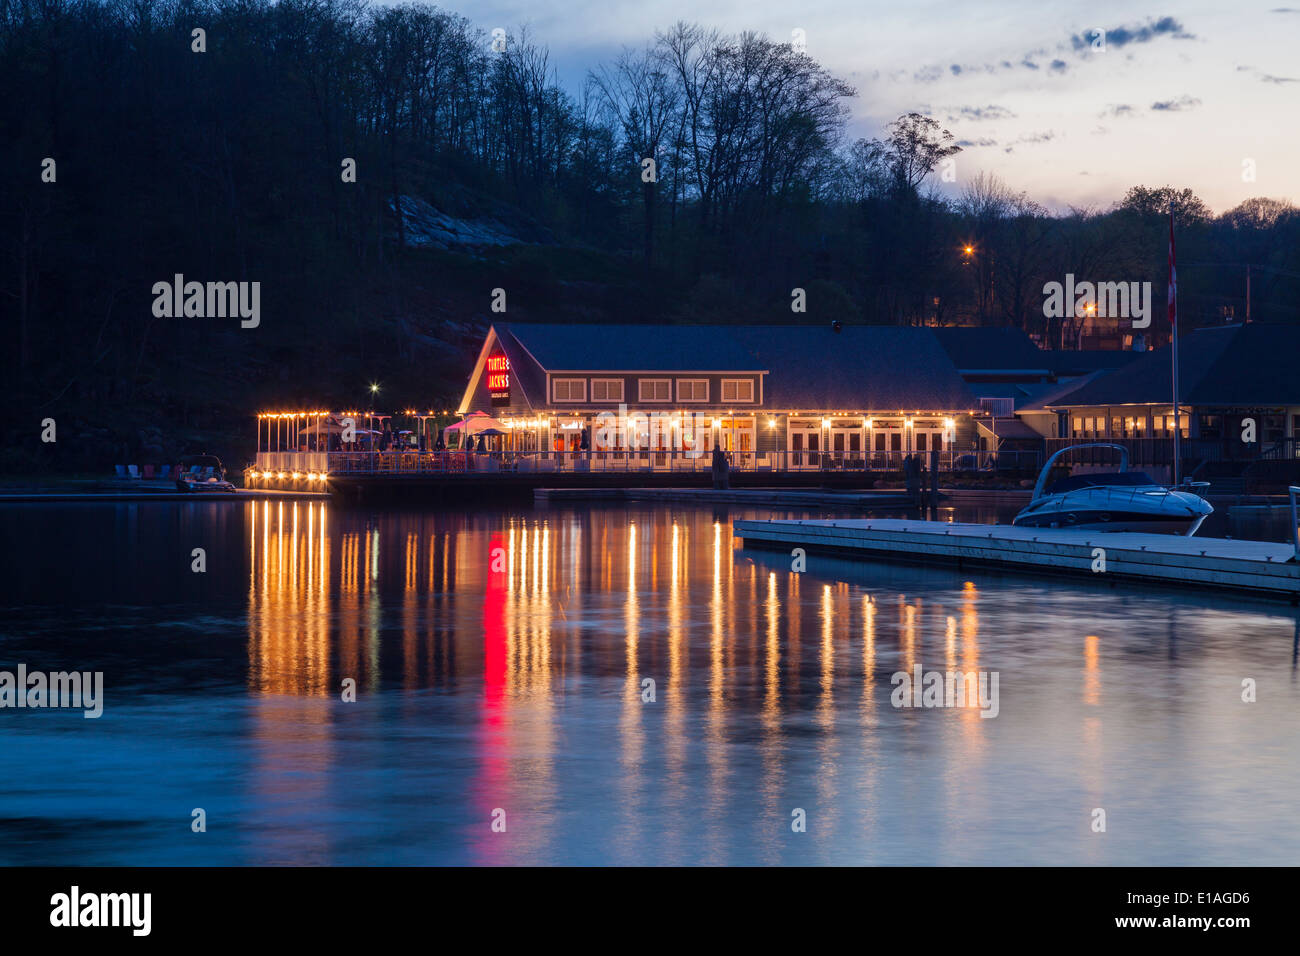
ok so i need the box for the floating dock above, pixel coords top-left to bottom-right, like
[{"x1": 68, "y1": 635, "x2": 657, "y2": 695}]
[{"x1": 732, "y1": 518, "x2": 1300, "y2": 601}]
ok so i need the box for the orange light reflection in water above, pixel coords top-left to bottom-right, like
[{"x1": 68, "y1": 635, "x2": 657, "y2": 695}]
[{"x1": 243, "y1": 504, "x2": 988, "y2": 863}]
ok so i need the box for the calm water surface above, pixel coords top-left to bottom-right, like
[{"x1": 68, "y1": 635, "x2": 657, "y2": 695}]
[{"x1": 1, "y1": 500, "x2": 1297, "y2": 865}]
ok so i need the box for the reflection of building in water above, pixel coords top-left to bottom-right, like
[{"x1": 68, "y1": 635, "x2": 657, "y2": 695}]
[
  {"x1": 242, "y1": 502, "x2": 996, "y2": 859},
  {"x1": 248, "y1": 500, "x2": 332, "y2": 696}
]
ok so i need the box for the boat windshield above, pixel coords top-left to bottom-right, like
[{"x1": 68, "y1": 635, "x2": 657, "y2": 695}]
[{"x1": 1046, "y1": 472, "x2": 1158, "y2": 494}]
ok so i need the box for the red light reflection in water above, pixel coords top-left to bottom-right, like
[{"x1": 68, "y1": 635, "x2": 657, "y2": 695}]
[{"x1": 478, "y1": 536, "x2": 509, "y2": 862}]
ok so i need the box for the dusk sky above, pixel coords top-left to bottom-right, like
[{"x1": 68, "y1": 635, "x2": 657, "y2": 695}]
[{"x1": 442, "y1": 1, "x2": 1299, "y2": 214}]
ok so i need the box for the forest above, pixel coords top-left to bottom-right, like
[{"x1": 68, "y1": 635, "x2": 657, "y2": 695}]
[{"x1": 3, "y1": 0, "x2": 1298, "y2": 469}]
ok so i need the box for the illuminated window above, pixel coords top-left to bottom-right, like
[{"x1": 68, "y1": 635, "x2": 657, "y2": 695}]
[
  {"x1": 553, "y1": 378, "x2": 586, "y2": 402},
  {"x1": 639, "y1": 379, "x2": 671, "y2": 402},
  {"x1": 721, "y1": 379, "x2": 754, "y2": 402},
  {"x1": 591, "y1": 378, "x2": 624, "y2": 402},
  {"x1": 676, "y1": 379, "x2": 709, "y2": 402}
]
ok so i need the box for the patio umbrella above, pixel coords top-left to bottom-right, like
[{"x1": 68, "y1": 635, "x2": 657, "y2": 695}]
[
  {"x1": 475, "y1": 434, "x2": 487, "y2": 452},
  {"x1": 434, "y1": 430, "x2": 446, "y2": 451},
  {"x1": 579, "y1": 428, "x2": 590, "y2": 451},
  {"x1": 444, "y1": 411, "x2": 507, "y2": 436}
]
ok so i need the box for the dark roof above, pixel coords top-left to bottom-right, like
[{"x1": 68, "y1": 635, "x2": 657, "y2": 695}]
[
  {"x1": 728, "y1": 325, "x2": 976, "y2": 410},
  {"x1": 497, "y1": 323, "x2": 762, "y2": 372},
  {"x1": 1047, "y1": 324, "x2": 1300, "y2": 407},
  {"x1": 931, "y1": 327, "x2": 1049, "y2": 372},
  {"x1": 1041, "y1": 349, "x2": 1145, "y2": 377},
  {"x1": 493, "y1": 323, "x2": 978, "y2": 411}
]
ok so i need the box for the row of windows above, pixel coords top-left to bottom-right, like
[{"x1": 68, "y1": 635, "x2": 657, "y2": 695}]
[
  {"x1": 552, "y1": 377, "x2": 756, "y2": 403},
  {"x1": 1071, "y1": 415, "x2": 1188, "y2": 438}
]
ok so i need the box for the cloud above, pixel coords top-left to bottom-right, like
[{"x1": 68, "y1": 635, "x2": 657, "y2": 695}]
[
  {"x1": 1049, "y1": 59, "x2": 1068, "y2": 73},
  {"x1": 1150, "y1": 95, "x2": 1202, "y2": 111},
  {"x1": 955, "y1": 137, "x2": 998, "y2": 148},
  {"x1": 950, "y1": 104, "x2": 1017, "y2": 121},
  {"x1": 1099, "y1": 103, "x2": 1135, "y2": 118},
  {"x1": 1238, "y1": 65, "x2": 1299, "y2": 83},
  {"x1": 1070, "y1": 16, "x2": 1194, "y2": 52},
  {"x1": 1021, "y1": 57, "x2": 1039, "y2": 70},
  {"x1": 1003, "y1": 130, "x2": 1058, "y2": 153}
]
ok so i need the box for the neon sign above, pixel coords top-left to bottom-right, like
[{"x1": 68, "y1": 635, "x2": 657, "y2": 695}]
[{"x1": 487, "y1": 353, "x2": 510, "y2": 404}]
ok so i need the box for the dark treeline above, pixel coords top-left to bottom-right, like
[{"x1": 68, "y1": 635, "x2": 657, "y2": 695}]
[{"x1": 2, "y1": 0, "x2": 1298, "y2": 468}]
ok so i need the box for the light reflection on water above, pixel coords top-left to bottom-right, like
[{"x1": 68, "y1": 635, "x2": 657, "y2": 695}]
[{"x1": 0, "y1": 500, "x2": 1297, "y2": 865}]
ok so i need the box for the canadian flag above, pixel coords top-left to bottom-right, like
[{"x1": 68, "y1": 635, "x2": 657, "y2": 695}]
[{"x1": 1167, "y1": 206, "x2": 1177, "y2": 328}]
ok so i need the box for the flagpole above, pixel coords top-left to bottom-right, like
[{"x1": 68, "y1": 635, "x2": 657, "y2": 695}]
[{"x1": 1170, "y1": 203, "x2": 1181, "y2": 486}]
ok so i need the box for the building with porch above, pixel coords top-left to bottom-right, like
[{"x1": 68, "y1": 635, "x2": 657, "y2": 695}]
[
  {"x1": 1023, "y1": 323, "x2": 1300, "y2": 484},
  {"x1": 458, "y1": 323, "x2": 993, "y2": 470}
]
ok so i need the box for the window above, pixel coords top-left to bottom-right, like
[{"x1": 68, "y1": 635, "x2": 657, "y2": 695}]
[
  {"x1": 677, "y1": 379, "x2": 709, "y2": 402},
  {"x1": 639, "y1": 379, "x2": 671, "y2": 402},
  {"x1": 721, "y1": 379, "x2": 754, "y2": 402},
  {"x1": 553, "y1": 378, "x2": 586, "y2": 402},
  {"x1": 590, "y1": 378, "x2": 624, "y2": 403},
  {"x1": 979, "y1": 396, "x2": 1015, "y2": 418}
]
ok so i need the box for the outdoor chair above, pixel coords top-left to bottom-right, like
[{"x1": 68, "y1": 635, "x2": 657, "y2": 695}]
[
  {"x1": 143, "y1": 464, "x2": 155, "y2": 479},
  {"x1": 114, "y1": 465, "x2": 128, "y2": 478},
  {"x1": 159, "y1": 465, "x2": 171, "y2": 478},
  {"x1": 127, "y1": 464, "x2": 141, "y2": 479}
]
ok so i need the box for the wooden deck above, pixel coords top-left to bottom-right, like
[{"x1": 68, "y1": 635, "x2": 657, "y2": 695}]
[
  {"x1": 732, "y1": 518, "x2": 1300, "y2": 601},
  {"x1": 535, "y1": 488, "x2": 916, "y2": 508}
]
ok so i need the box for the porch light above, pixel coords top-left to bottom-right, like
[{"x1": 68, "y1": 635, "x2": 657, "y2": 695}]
[
  {"x1": 291, "y1": 472, "x2": 301, "y2": 480},
  {"x1": 278, "y1": 472, "x2": 288, "y2": 480},
  {"x1": 821, "y1": 418, "x2": 831, "y2": 428}
]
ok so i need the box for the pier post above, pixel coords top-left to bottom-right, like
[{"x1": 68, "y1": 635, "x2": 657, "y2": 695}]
[{"x1": 929, "y1": 448, "x2": 940, "y2": 514}]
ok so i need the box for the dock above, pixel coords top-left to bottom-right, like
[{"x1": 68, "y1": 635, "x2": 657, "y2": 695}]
[
  {"x1": 732, "y1": 518, "x2": 1300, "y2": 601},
  {"x1": 535, "y1": 487, "x2": 916, "y2": 509}
]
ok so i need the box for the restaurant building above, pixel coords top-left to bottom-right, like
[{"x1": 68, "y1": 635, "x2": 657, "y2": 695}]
[
  {"x1": 1019, "y1": 323, "x2": 1300, "y2": 480},
  {"x1": 458, "y1": 323, "x2": 993, "y2": 468}
]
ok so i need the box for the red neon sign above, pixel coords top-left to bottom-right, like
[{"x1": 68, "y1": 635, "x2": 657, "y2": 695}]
[{"x1": 486, "y1": 353, "x2": 510, "y2": 394}]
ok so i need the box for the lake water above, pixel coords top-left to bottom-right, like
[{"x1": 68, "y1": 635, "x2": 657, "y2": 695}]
[{"x1": 1, "y1": 500, "x2": 1297, "y2": 865}]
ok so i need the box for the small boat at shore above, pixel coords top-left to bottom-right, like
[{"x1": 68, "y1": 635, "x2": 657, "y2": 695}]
[
  {"x1": 1013, "y1": 443, "x2": 1212, "y2": 536},
  {"x1": 175, "y1": 455, "x2": 237, "y2": 494}
]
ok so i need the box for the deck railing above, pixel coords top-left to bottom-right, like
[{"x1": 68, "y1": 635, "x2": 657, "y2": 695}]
[
  {"x1": 1047, "y1": 437, "x2": 1300, "y2": 465},
  {"x1": 252, "y1": 448, "x2": 1041, "y2": 477}
]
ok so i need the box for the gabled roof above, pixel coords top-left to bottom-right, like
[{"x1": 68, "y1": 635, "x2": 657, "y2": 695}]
[
  {"x1": 931, "y1": 327, "x2": 1049, "y2": 373},
  {"x1": 1046, "y1": 324, "x2": 1300, "y2": 408},
  {"x1": 493, "y1": 323, "x2": 764, "y2": 372},
  {"x1": 489, "y1": 323, "x2": 979, "y2": 412}
]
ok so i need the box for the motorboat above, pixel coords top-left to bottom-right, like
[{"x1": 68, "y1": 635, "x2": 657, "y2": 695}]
[
  {"x1": 175, "y1": 454, "x2": 237, "y2": 493},
  {"x1": 1013, "y1": 443, "x2": 1211, "y2": 536}
]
